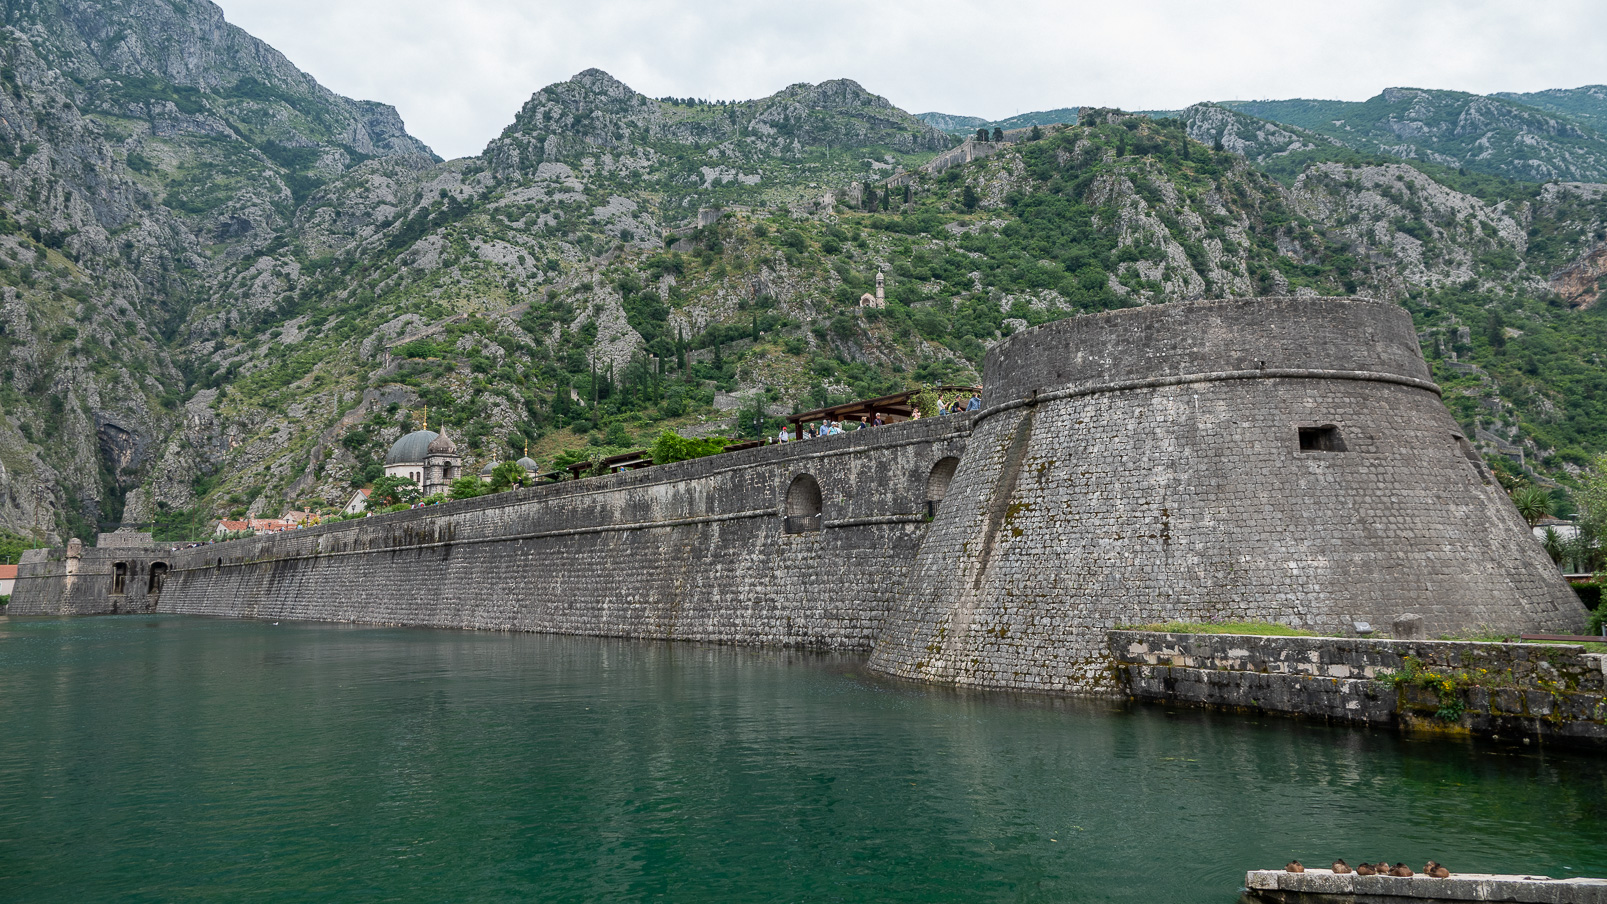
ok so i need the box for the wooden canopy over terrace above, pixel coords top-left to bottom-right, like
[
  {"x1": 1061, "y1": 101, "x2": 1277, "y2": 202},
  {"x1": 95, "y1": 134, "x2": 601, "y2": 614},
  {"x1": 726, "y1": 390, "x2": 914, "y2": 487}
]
[{"x1": 785, "y1": 385, "x2": 980, "y2": 439}]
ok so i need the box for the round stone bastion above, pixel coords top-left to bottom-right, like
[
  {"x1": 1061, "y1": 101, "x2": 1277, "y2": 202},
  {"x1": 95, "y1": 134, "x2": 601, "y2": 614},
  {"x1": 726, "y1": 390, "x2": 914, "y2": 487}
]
[{"x1": 867, "y1": 296, "x2": 1587, "y2": 695}]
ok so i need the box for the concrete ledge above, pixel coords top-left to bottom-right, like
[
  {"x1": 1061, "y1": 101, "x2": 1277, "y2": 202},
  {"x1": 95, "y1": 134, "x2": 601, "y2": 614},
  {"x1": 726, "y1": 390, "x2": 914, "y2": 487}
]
[{"x1": 1246, "y1": 868, "x2": 1607, "y2": 903}]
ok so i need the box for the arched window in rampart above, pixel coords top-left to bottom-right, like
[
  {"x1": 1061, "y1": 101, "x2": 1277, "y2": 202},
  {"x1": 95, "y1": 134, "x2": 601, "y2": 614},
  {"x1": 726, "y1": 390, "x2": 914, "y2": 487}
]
[
  {"x1": 111, "y1": 562, "x2": 127, "y2": 595},
  {"x1": 148, "y1": 562, "x2": 168, "y2": 595},
  {"x1": 925, "y1": 456, "x2": 961, "y2": 520},
  {"x1": 785, "y1": 474, "x2": 823, "y2": 534}
]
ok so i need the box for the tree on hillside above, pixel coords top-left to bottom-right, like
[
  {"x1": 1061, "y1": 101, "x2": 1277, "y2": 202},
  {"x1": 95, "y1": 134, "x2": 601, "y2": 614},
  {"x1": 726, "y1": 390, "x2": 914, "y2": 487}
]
[
  {"x1": 961, "y1": 184, "x2": 979, "y2": 211},
  {"x1": 992, "y1": 127, "x2": 1004, "y2": 142},
  {"x1": 450, "y1": 475, "x2": 489, "y2": 501},
  {"x1": 1029, "y1": 125, "x2": 1042, "y2": 141},
  {"x1": 975, "y1": 128, "x2": 989, "y2": 142},
  {"x1": 370, "y1": 474, "x2": 419, "y2": 507},
  {"x1": 903, "y1": 183, "x2": 912, "y2": 205},
  {"x1": 1487, "y1": 309, "x2": 1507, "y2": 351},
  {"x1": 1573, "y1": 453, "x2": 1607, "y2": 574},
  {"x1": 489, "y1": 461, "x2": 530, "y2": 491}
]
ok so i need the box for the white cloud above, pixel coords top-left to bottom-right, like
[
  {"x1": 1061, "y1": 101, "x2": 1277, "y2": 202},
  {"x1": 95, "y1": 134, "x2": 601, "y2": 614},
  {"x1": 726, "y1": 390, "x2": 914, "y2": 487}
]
[{"x1": 212, "y1": 0, "x2": 1607, "y2": 160}]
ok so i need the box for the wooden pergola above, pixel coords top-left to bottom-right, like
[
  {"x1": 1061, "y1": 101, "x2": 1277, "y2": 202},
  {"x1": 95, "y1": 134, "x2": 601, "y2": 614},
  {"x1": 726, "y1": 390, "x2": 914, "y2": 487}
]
[{"x1": 785, "y1": 385, "x2": 981, "y2": 440}]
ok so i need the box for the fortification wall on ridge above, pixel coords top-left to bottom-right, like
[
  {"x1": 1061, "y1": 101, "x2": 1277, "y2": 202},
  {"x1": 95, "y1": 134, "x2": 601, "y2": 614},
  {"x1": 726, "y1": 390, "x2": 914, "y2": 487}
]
[
  {"x1": 10, "y1": 297, "x2": 1585, "y2": 702},
  {"x1": 13, "y1": 417, "x2": 970, "y2": 649},
  {"x1": 868, "y1": 297, "x2": 1586, "y2": 695}
]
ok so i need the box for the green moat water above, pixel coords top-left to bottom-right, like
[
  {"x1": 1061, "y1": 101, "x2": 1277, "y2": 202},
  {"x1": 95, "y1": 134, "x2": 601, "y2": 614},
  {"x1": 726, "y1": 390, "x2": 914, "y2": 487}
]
[{"x1": 2, "y1": 615, "x2": 1604, "y2": 903}]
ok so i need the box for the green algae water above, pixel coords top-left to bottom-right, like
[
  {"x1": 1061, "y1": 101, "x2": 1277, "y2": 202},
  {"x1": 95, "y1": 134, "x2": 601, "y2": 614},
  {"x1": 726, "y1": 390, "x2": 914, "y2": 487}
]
[{"x1": 2, "y1": 615, "x2": 1604, "y2": 903}]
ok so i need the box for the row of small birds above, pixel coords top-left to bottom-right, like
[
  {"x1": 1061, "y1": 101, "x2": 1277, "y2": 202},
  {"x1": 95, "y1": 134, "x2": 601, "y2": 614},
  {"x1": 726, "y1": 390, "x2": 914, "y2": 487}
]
[{"x1": 1286, "y1": 860, "x2": 1453, "y2": 878}]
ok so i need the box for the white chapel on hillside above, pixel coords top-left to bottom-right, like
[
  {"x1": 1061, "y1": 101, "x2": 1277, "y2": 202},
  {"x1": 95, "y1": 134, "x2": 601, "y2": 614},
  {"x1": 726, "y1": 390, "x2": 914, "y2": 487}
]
[{"x1": 384, "y1": 427, "x2": 462, "y2": 497}]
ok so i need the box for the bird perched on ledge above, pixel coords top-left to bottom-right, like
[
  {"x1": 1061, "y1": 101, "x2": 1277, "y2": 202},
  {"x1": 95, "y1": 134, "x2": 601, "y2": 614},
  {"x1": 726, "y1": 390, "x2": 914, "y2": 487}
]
[
  {"x1": 1355, "y1": 862, "x2": 1376, "y2": 876},
  {"x1": 1285, "y1": 861, "x2": 1305, "y2": 873},
  {"x1": 1332, "y1": 859, "x2": 1352, "y2": 874},
  {"x1": 1425, "y1": 861, "x2": 1451, "y2": 878},
  {"x1": 1390, "y1": 863, "x2": 1415, "y2": 877}
]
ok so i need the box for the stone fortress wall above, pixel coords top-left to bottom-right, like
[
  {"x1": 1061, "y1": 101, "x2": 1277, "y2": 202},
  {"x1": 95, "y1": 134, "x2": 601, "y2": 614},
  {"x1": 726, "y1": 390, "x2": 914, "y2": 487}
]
[
  {"x1": 14, "y1": 416, "x2": 971, "y2": 649},
  {"x1": 867, "y1": 297, "x2": 1584, "y2": 694},
  {"x1": 11, "y1": 297, "x2": 1587, "y2": 695}
]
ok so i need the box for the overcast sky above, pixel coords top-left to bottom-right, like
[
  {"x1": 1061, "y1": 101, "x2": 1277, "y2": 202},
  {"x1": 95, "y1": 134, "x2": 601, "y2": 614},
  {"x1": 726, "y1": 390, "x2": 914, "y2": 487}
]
[{"x1": 213, "y1": 0, "x2": 1607, "y2": 160}]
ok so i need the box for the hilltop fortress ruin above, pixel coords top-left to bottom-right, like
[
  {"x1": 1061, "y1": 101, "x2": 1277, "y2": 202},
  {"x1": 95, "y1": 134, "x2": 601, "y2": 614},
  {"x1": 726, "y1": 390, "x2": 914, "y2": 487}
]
[{"x1": 11, "y1": 297, "x2": 1586, "y2": 695}]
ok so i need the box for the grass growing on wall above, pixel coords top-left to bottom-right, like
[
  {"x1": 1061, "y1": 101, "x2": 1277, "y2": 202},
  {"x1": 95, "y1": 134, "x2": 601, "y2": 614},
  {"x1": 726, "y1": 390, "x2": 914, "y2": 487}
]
[{"x1": 1123, "y1": 620, "x2": 1316, "y2": 636}]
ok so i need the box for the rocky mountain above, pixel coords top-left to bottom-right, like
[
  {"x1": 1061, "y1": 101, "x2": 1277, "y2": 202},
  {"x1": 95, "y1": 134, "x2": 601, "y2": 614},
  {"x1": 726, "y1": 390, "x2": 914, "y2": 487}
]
[
  {"x1": 918, "y1": 108, "x2": 1081, "y2": 135},
  {"x1": 0, "y1": 0, "x2": 434, "y2": 539},
  {"x1": 1496, "y1": 86, "x2": 1607, "y2": 136},
  {"x1": 1222, "y1": 88, "x2": 1607, "y2": 183},
  {"x1": 3, "y1": 2, "x2": 1607, "y2": 544}
]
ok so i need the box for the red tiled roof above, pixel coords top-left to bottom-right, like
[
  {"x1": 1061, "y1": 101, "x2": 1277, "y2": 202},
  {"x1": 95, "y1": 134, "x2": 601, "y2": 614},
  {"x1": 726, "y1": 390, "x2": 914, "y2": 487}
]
[{"x1": 0, "y1": 564, "x2": 16, "y2": 580}]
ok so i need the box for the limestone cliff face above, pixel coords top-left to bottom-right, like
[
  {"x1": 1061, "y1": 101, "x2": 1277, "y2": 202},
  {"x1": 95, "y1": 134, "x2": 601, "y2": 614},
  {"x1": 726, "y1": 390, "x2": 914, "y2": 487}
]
[
  {"x1": 4, "y1": 1, "x2": 1607, "y2": 543},
  {"x1": 0, "y1": 0, "x2": 434, "y2": 535}
]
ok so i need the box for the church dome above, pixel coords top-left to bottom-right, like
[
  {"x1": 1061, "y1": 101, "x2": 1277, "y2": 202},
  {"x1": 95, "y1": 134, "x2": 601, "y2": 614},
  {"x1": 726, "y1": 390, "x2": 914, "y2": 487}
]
[
  {"x1": 427, "y1": 428, "x2": 457, "y2": 455},
  {"x1": 516, "y1": 456, "x2": 539, "y2": 472},
  {"x1": 385, "y1": 430, "x2": 438, "y2": 465},
  {"x1": 479, "y1": 461, "x2": 499, "y2": 477}
]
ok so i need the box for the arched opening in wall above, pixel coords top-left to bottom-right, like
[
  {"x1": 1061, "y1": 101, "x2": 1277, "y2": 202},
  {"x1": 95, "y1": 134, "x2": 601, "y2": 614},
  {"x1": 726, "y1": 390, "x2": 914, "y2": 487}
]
[
  {"x1": 216, "y1": 558, "x2": 223, "y2": 569},
  {"x1": 924, "y1": 456, "x2": 961, "y2": 520},
  {"x1": 111, "y1": 562, "x2": 127, "y2": 595},
  {"x1": 785, "y1": 474, "x2": 823, "y2": 534},
  {"x1": 148, "y1": 562, "x2": 168, "y2": 595}
]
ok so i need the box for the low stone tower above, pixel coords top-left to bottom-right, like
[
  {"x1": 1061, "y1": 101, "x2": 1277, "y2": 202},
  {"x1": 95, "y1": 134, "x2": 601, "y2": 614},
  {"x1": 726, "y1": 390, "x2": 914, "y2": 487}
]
[{"x1": 867, "y1": 297, "x2": 1586, "y2": 695}]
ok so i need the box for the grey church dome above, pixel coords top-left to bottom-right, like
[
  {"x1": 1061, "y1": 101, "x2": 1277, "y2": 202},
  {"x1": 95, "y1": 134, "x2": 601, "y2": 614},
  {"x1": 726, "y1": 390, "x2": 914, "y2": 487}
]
[
  {"x1": 385, "y1": 430, "x2": 438, "y2": 466},
  {"x1": 480, "y1": 461, "x2": 499, "y2": 477},
  {"x1": 516, "y1": 456, "x2": 539, "y2": 472}
]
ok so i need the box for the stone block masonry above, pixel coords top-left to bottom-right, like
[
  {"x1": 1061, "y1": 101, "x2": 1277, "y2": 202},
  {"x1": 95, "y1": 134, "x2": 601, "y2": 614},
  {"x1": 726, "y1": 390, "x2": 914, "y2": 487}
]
[
  {"x1": 12, "y1": 297, "x2": 1587, "y2": 700},
  {"x1": 869, "y1": 297, "x2": 1584, "y2": 695},
  {"x1": 14, "y1": 417, "x2": 970, "y2": 650},
  {"x1": 1113, "y1": 631, "x2": 1607, "y2": 749}
]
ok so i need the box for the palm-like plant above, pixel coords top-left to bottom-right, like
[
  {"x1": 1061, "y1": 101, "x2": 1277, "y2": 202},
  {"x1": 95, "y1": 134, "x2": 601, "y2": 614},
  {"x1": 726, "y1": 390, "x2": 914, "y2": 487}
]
[
  {"x1": 1542, "y1": 526, "x2": 1566, "y2": 565},
  {"x1": 1512, "y1": 485, "x2": 1553, "y2": 526}
]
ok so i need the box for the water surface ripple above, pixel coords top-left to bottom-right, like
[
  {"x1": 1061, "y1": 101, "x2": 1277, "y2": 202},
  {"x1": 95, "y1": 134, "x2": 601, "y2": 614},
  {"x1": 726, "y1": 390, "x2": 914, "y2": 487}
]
[{"x1": 1, "y1": 615, "x2": 1603, "y2": 902}]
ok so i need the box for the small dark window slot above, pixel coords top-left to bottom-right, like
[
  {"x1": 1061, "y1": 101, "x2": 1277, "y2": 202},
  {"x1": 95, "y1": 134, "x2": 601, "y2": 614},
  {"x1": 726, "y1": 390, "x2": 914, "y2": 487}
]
[{"x1": 1298, "y1": 425, "x2": 1346, "y2": 452}]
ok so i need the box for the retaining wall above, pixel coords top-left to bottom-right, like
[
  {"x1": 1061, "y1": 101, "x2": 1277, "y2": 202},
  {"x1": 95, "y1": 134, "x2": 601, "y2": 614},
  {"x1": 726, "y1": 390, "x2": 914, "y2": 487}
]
[{"x1": 1112, "y1": 630, "x2": 1607, "y2": 748}]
